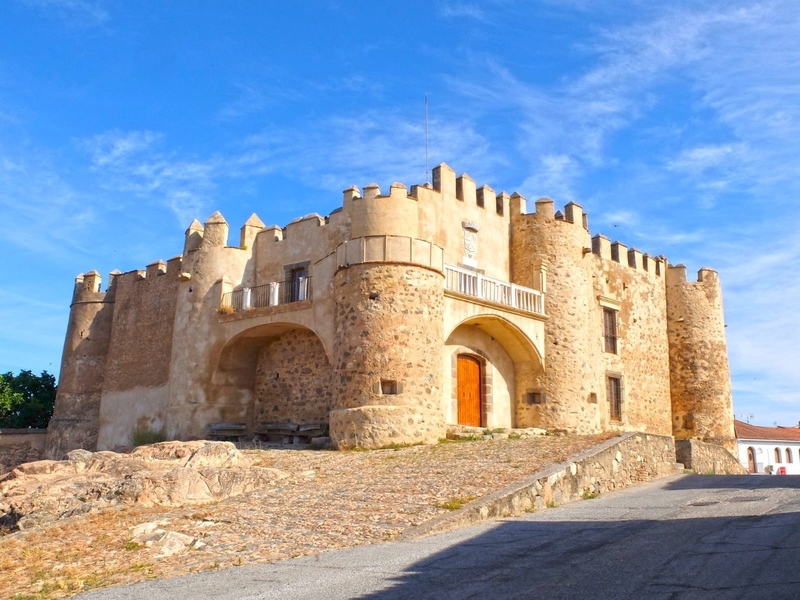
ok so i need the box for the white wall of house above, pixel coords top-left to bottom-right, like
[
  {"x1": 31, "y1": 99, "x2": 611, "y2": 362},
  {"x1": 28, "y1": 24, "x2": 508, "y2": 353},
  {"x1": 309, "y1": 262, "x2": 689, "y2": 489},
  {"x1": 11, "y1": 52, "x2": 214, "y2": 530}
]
[{"x1": 737, "y1": 439, "x2": 800, "y2": 474}]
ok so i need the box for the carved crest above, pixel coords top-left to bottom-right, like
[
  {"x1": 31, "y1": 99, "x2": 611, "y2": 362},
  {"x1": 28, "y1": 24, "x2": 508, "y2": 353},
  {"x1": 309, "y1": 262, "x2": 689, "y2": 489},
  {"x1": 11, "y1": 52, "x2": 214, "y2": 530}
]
[{"x1": 462, "y1": 221, "x2": 479, "y2": 259}]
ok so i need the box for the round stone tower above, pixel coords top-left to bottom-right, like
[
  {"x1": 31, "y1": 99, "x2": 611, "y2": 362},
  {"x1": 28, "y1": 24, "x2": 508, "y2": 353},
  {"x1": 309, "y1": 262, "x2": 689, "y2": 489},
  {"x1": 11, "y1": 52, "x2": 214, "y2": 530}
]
[
  {"x1": 510, "y1": 199, "x2": 600, "y2": 433},
  {"x1": 330, "y1": 261, "x2": 445, "y2": 448},
  {"x1": 666, "y1": 265, "x2": 736, "y2": 450},
  {"x1": 45, "y1": 270, "x2": 116, "y2": 458}
]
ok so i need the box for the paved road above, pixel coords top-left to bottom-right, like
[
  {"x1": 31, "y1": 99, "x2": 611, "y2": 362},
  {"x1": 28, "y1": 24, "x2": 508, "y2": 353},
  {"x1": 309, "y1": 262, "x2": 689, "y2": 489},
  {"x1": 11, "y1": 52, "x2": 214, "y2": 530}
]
[{"x1": 79, "y1": 474, "x2": 800, "y2": 600}]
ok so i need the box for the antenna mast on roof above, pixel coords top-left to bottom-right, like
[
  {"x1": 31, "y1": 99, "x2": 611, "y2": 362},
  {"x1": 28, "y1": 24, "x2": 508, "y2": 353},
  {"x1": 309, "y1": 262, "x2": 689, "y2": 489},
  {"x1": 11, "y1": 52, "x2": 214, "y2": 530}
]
[{"x1": 425, "y1": 94, "x2": 430, "y2": 184}]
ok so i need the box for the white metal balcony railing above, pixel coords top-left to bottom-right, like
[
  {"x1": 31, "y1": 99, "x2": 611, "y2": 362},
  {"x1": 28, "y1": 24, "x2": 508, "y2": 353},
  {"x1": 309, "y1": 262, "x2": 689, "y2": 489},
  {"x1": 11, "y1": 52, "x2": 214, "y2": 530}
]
[
  {"x1": 444, "y1": 264, "x2": 544, "y2": 315},
  {"x1": 221, "y1": 278, "x2": 310, "y2": 313}
]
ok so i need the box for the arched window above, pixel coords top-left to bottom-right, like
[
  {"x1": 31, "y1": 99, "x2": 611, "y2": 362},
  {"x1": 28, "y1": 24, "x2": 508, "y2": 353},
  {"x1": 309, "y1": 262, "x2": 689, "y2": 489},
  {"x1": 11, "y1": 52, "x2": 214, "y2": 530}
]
[
  {"x1": 775, "y1": 448, "x2": 782, "y2": 463},
  {"x1": 787, "y1": 448, "x2": 793, "y2": 463}
]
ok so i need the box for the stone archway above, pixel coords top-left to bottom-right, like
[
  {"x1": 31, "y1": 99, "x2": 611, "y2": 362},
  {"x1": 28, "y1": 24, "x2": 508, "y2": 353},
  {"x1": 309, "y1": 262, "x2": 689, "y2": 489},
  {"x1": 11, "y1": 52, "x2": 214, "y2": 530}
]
[
  {"x1": 444, "y1": 315, "x2": 543, "y2": 429},
  {"x1": 209, "y1": 323, "x2": 333, "y2": 435}
]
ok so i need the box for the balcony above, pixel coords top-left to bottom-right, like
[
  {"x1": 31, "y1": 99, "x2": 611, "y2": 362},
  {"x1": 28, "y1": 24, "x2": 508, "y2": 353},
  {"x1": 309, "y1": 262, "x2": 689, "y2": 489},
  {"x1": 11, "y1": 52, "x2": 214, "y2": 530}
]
[
  {"x1": 444, "y1": 264, "x2": 544, "y2": 316},
  {"x1": 220, "y1": 277, "x2": 311, "y2": 313}
]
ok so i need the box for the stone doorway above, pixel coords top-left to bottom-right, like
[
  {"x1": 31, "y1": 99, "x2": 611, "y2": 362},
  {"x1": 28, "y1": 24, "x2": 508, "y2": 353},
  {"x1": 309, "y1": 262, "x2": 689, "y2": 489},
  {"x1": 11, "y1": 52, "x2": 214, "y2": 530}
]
[{"x1": 457, "y1": 355, "x2": 482, "y2": 427}]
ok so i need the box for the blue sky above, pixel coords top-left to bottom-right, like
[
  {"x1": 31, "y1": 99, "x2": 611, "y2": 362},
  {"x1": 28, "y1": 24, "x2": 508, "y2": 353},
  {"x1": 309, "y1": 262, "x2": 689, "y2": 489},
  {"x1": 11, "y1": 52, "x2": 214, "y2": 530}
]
[{"x1": 1, "y1": 0, "x2": 798, "y2": 427}]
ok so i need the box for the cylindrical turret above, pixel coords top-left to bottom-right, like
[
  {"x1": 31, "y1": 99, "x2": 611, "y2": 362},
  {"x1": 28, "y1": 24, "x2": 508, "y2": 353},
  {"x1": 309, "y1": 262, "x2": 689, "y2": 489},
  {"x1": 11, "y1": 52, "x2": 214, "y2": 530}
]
[
  {"x1": 510, "y1": 199, "x2": 600, "y2": 433},
  {"x1": 45, "y1": 271, "x2": 116, "y2": 458},
  {"x1": 666, "y1": 265, "x2": 735, "y2": 450},
  {"x1": 330, "y1": 262, "x2": 445, "y2": 448}
]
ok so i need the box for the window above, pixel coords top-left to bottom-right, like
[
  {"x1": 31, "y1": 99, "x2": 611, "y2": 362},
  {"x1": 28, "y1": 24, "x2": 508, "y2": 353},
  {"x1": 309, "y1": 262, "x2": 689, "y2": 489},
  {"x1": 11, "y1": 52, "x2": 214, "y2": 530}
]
[
  {"x1": 380, "y1": 380, "x2": 399, "y2": 395},
  {"x1": 607, "y1": 375, "x2": 622, "y2": 421},
  {"x1": 787, "y1": 448, "x2": 793, "y2": 463},
  {"x1": 526, "y1": 392, "x2": 546, "y2": 405},
  {"x1": 283, "y1": 263, "x2": 309, "y2": 303},
  {"x1": 603, "y1": 308, "x2": 618, "y2": 353},
  {"x1": 775, "y1": 448, "x2": 782, "y2": 463}
]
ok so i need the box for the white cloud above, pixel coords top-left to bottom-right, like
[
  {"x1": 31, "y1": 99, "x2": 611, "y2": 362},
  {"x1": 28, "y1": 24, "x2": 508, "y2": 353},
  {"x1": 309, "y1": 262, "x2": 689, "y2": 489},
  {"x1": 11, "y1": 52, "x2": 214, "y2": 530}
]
[
  {"x1": 0, "y1": 148, "x2": 97, "y2": 258},
  {"x1": 667, "y1": 144, "x2": 742, "y2": 174},
  {"x1": 78, "y1": 130, "x2": 218, "y2": 224},
  {"x1": 18, "y1": 0, "x2": 109, "y2": 27},
  {"x1": 439, "y1": 2, "x2": 485, "y2": 20},
  {"x1": 81, "y1": 130, "x2": 161, "y2": 167},
  {"x1": 238, "y1": 110, "x2": 503, "y2": 194}
]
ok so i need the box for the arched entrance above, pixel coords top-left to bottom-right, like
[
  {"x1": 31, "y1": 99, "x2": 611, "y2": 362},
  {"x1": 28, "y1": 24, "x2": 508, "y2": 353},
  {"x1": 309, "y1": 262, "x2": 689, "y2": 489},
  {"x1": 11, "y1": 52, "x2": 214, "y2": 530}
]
[
  {"x1": 444, "y1": 315, "x2": 543, "y2": 429},
  {"x1": 747, "y1": 446, "x2": 756, "y2": 473},
  {"x1": 205, "y1": 322, "x2": 333, "y2": 435},
  {"x1": 457, "y1": 354, "x2": 482, "y2": 426}
]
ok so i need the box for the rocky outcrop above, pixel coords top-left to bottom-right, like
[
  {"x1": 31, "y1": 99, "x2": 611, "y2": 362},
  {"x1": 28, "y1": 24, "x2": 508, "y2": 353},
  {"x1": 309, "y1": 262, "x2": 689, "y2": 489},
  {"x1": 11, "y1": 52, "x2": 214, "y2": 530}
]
[{"x1": 0, "y1": 441, "x2": 287, "y2": 532}]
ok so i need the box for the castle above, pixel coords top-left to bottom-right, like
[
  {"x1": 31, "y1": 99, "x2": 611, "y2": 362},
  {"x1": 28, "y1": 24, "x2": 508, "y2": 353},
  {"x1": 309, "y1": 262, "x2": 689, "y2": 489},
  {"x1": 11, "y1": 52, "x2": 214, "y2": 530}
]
[{"x1": 44, "y1": 163, "x2": 736, "y2": 457}]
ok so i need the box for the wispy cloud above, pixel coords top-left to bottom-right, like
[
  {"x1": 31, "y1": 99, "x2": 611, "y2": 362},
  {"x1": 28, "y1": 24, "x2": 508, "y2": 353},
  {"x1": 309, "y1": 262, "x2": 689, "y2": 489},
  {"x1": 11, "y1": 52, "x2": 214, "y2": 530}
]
[
  {"x1": 439, "y1": 2, "x2": 485, "y2": 20},
  {"x1": 78, "y1": 130, "x2": 218, "y2": 224},
  {"x1": 18, "y1": 0, "x2": 110, "y2": 27},
  {"x1": 218, "y1": 84, "x2": 270, "y2": 122},
  {"x1": 0, "y1": 147, "x2": 97, "y2": 259},
  {"x1": 238, "y1": 110, "x2": 503, "y2": 193},
  {"x1": 667, "y1": 144, "x2": 743, "y2": 175}
]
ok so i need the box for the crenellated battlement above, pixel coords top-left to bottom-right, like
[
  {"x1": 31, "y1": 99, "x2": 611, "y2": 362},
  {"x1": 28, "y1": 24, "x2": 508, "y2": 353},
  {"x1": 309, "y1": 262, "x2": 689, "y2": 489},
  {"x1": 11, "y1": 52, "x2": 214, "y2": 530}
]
[
  {"x1": 522, "y1": 198, "x2": 666, "y2": 277},
  {"x1": 72, "y1": 270, "x2": 106, "y2": 304},
  {"x1": 665, "y1": 264, "x2": 720, "y2": 287}
]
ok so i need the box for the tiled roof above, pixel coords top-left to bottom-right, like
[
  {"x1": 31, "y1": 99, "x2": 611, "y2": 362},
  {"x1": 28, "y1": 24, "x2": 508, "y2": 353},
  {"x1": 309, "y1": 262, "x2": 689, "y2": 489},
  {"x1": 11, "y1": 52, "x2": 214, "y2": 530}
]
[{"x1": 734, "y1": 420, "x2": 800, "y2": 442}]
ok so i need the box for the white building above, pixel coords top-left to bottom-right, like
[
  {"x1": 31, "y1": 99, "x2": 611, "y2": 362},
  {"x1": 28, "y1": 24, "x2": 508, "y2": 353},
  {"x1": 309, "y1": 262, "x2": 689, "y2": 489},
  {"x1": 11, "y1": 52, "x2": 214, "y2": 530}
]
[{"x1": 735, "y1": 420, "x2": 800, "y2": 475}]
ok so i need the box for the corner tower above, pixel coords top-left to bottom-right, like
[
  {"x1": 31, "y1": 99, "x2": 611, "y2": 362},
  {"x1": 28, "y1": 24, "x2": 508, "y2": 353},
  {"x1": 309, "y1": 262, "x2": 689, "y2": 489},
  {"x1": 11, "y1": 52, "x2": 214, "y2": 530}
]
[
  {"x1": 666, "y1": 265, "x2": 736, "y2": 450},
  {"x1": 45, "y1": 270, "x2": 116, "y2": 458}
]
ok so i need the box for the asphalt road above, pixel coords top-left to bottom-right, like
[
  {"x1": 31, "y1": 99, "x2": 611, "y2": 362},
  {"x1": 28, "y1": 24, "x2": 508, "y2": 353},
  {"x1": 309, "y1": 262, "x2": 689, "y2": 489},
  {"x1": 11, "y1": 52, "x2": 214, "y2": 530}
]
[{"x1": 78, "y1": 474, "x2": 800, "y2": 600}]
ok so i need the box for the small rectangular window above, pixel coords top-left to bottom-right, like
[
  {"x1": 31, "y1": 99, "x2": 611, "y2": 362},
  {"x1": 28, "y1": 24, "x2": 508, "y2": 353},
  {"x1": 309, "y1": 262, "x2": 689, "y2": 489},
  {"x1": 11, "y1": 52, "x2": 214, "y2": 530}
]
[
  {"x1": 526, "y1": 392, "x2": 546, "y2": 405},
  {"x1": 381, "y1": 380, "x2": 399, "y2": 395},
  {"x1": 603, "y1": 308, "x2": 618, "y2": 353},
  {"x1": 607, "y1": 376, "x2": 622, "y2": 421}
]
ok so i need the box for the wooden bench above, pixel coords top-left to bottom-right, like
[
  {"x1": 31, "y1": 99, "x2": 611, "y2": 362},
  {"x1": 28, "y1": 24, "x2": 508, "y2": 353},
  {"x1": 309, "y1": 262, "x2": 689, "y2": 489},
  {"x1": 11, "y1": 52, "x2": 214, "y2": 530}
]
[
  {"x1": 207, "y1": 422, "x2": 247, "y2": 442},
  {"x1": 255, "y1": 422, "x2": 327, "y2": 445}
]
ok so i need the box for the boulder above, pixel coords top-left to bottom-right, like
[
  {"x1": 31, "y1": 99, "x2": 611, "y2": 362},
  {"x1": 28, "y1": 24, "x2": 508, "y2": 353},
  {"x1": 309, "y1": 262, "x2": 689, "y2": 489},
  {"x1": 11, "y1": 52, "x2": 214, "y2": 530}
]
[{"x1": 0, "y1": 441, "x2": 287, "y2": 532}]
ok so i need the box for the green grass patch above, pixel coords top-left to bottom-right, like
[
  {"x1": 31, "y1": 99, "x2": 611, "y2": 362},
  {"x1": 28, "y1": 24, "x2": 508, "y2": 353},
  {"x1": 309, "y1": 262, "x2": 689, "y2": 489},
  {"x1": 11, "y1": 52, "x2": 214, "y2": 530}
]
[
  {"x1": 436, "y1": 496, "x2": 477, "y2": 510},
  {"x1": 128, "y1": 426, "x2": 166, "y2": 447}
]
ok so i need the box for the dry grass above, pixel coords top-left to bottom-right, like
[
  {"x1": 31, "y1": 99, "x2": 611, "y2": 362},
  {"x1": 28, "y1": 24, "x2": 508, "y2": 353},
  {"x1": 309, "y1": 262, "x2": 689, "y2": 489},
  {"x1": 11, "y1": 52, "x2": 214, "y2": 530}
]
[{"x1": 0, "y1": 433, "x2": 613, "y2": 599}]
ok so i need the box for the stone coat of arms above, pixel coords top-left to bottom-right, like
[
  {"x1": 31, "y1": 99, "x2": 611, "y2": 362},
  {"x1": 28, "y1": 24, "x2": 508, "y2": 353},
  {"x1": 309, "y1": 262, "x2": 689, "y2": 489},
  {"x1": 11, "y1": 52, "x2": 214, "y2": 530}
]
[{"x1": 462, "y1": 221, "x2": 480, "y2": 259}]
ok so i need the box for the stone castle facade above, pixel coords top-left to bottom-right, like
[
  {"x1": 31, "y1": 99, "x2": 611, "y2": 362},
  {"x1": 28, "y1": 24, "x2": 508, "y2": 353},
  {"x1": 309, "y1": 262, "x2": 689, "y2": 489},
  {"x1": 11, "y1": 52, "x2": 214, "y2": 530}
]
[{"x1": 45, "y1": 163, "x2": 736, "y2": 456}]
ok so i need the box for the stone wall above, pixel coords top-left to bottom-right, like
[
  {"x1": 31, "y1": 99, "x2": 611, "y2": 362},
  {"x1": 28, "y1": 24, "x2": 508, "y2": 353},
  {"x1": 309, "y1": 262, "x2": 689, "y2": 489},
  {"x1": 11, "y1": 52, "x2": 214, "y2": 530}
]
[
  {"x1": 675, "y1": 439, "x2": 746, "y2": 474},
  {"x1": 102, "y1": 258, "x2": 182, "y2": 394},
  {"x1": 401, "y1": 432, "x2": 681, "y2": 539},
  {"x1": 590, "y1": 253, "x2": 672, "y2": 436},
  {"x1": 95, "y1": 257, "x2": 182, "y2": 450},
  {"x1": 510, "y1": 200, "x2": 672, "y2": 436},
  {"x1": 0, "y1": 429, "x2": 46, "y2": 475},
  {"x1": 254, "y1": 329, "x2": 333, "y2": 425}
]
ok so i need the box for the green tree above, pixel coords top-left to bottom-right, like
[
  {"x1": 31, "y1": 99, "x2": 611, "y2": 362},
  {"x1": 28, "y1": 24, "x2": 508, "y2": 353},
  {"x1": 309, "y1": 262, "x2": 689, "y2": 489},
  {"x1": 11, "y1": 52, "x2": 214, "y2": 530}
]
[{"x1": 0, "y1": 370, "x2": 57, "y2": 429}]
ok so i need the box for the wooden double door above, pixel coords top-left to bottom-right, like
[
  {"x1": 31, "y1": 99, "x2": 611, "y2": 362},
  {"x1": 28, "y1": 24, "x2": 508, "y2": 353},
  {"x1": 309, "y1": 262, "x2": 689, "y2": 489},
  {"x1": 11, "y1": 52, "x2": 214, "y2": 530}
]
[{"x1": 457, "y1": 355, "x2": 482, "y2": 427}]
